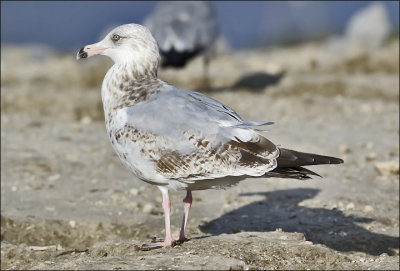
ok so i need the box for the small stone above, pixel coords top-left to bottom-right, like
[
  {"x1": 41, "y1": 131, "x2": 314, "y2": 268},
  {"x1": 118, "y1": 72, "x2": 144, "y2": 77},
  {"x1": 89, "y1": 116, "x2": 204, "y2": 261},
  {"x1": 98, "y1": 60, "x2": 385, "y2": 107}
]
[
  {"x1": 91, "y1": 179, "x2": 99, "y2": 184},
  {"x1": 374, "y1": 161, "x2": 399, "y2": 176},
  {"x1": 80, "y1": 116, "x2": 92, "y2": 125},
  {"x1": 346, "y1": 202, "x2": 355, "y2": 210},
  {"x1": 69, "y1": 220, "x2": 76, "y2": 228},
  {"x1": 47, "y1": 174, "x2": 61, "y2": 182},
  {"x1": 339, "y1": 145, "x2": 350, "y2": 154},
  {"x1": 129, "y1": 188, "x2": 139, "y2": 196},
  {"x1": 142, "y1": 203, "x2": 153, "y2": 214},
  {"x1": 364, "y1": 205, "x2": 374, "y2": 212},
  {"x1": 365, "y1": 153, "x2": 376, "y2": 162},
  {"x1": 304, "y1": 241, "x2": 313, "y2": 245}
]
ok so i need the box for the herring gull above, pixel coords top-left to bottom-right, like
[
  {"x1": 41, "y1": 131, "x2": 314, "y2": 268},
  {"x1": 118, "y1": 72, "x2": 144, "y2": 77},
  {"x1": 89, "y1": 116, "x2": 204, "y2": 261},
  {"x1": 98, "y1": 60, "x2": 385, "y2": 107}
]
[{"x1": 77, "y1": 23, "x2": 343, "y2": 250}]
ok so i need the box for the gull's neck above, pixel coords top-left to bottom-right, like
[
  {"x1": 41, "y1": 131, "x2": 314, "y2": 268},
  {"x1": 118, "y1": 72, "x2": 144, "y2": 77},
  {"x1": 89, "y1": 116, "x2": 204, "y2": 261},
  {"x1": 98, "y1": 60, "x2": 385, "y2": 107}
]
[
  {"x1": 112, "y1": 61, "x2": 158, "y2": 82},
  {"x1": 101, "y1": 62, "x2": 163, "y2": 124}
]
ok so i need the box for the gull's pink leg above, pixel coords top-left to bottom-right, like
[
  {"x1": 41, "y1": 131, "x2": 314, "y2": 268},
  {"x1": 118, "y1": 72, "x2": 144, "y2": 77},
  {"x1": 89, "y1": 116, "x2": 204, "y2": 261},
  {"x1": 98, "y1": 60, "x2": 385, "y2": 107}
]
[
  {"x1": 161, "y1": 188, "x2": 173, "y2": 246},
  {"x1": 178, "y1": 190, "x2": 192, "y2": 241},
  {"x1": 140, "y1": 187, "x2": 174, "y2": 250},
  {"x1": 150, "y1": 190, "x2": 193, "y2": 243}
]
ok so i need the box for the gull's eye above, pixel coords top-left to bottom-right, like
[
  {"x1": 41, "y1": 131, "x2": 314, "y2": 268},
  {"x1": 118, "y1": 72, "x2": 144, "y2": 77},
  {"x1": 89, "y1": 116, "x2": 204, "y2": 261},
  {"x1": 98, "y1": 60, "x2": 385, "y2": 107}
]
[{"x1": 112, "y1": 34, "x2": 121, "y2": 41}]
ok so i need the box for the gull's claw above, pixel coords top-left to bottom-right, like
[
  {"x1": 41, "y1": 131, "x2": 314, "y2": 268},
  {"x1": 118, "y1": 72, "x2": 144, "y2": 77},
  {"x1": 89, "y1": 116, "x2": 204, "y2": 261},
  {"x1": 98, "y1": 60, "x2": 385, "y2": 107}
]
[
  {"x1": 152, "y1": 236, "x2": 189, "y2": 243},
  {"x1": 136, "y1": 236, "x2": 190, "y2": 251}
]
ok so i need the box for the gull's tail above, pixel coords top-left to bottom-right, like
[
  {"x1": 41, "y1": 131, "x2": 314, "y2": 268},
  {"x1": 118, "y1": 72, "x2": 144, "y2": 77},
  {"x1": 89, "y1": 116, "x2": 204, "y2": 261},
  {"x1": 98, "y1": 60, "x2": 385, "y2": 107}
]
[{"x1": 265, "y1": 148, "x2": 344, "y2": 180}]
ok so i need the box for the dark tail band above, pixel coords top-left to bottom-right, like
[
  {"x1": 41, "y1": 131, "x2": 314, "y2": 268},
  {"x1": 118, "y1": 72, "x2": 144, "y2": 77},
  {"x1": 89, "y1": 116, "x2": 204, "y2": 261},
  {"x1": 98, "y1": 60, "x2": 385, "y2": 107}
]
[
  {"x1": 266, "y1": 148, "x2": 343, "y2": 180},
  {"x1": 277, "y1": 148, "x2": 344, "y2": 168}
]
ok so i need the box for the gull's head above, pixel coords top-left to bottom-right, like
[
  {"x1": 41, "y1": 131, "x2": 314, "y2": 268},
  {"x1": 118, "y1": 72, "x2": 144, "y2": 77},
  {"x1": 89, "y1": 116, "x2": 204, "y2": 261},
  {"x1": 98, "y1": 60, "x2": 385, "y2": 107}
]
[{"x1": 77, "y1": 24, "x2": 161, "y2": 73}]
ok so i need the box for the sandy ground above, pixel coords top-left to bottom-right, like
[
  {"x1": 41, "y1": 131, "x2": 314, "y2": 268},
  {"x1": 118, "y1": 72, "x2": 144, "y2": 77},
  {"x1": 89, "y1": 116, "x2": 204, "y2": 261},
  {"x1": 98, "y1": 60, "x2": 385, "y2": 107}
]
[{"x1": 1, "y1": 39, "x2": 399, "y2": 270}]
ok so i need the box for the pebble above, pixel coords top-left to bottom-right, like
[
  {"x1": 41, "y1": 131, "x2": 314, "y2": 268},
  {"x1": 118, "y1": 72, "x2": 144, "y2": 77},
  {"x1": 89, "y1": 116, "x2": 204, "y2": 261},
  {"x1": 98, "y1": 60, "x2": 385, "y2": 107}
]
[
  {"x1": 339, "y1": 145, "x2": 350, "y2": 154},
  {"x1": 69, "y1": 220, "x2": 76, "y2": 228},
  {"x1": 142, "y1": 203, "x2": 153, "y2": 214},
  {"x1": 47, "y1": 174, "x2": 61, "y2": 182},
  {"x1": 364, "y1": 205, "x2": 374, "y2": 212},
  {"x1": 129, "y1": 188, "x2": 139, "y2": 196},
  {"x1": 346, "y1": 202, "x2": 355, "y2": 210},
  {"x1": 80, "y1": 116, "x2": 92, "y2": 125},
  {"x1": 365, "y1": 153, "x2": 376, "y2": 162},
  {"x1": 91, "y1": 179, "x2": 99, "y2": 184},
  {"x1": 374, "y1": 161, "x2": 399, "y2": 176}
]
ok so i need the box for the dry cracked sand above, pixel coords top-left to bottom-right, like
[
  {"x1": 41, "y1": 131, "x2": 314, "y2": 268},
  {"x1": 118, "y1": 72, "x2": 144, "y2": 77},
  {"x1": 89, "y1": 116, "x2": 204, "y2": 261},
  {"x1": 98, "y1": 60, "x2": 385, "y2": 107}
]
[{"x1": 1, "y1": 39, "x2": 399, "y2": 270}]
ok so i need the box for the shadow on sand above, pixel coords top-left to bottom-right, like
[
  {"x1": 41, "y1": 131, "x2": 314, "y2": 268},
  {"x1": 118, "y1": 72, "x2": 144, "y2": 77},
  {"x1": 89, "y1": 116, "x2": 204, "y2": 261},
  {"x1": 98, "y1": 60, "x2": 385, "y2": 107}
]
[
  {"x1": 232, "y1": 71, "x2": 285, "y2": 92},
  {"x1": 196, "y1": 71, "x2": 285, "y2": 93},
  {"x1": 199, "y1": 188, "x2": 399, "y2": 256}
]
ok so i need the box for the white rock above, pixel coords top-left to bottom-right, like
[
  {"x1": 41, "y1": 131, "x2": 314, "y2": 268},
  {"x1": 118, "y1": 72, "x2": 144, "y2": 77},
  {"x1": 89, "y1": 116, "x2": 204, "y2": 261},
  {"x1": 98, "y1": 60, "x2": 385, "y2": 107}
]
[
  {"x1": 339, "y1": 145, "x2": 350, "y2": 154},
  {"x1": 47, "y1": 174, "x2": 61, "y2": 182},
  {"x1": 80, "y1": 116, "x2": 92, "y2": 125},
  {"x1": 374, "y1": 161, "x2": 399, "y2": 176},
  {"x1": 142, "y1": 203, "x2": 154, "y2": 214},
  {"x1": 69, "y1": 220, "x2": 76, "y2": 228},
  {"x1": 364, "y1": 205, "x2": 374, "y2": 212},
  {"x1": 346, "y1": 202, "x2": 355, "y2": 210},
  {"x1": 365, "y1": 153, "x2": 376, "y2": 162},
  {"x1": 129, "y1": 188, "x2": 139, "y2": 196}
]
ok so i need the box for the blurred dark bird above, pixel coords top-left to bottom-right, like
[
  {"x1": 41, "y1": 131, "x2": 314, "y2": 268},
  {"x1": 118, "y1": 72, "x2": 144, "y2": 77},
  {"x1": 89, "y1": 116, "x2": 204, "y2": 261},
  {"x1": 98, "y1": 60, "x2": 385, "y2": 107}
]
[{"x1": 143, "y1": 1, "x2": 219, "y2": 85}]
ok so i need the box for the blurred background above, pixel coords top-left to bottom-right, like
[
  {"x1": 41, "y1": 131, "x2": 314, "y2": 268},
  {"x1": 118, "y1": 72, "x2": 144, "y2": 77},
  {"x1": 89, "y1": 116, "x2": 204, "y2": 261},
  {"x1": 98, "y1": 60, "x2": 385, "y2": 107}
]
[
  {"x1": 1, "y1": 2, "x2": 399, "y2": 269},
  {"x1": 1, "y1": 1, "x2": 399, "y2": 50}
]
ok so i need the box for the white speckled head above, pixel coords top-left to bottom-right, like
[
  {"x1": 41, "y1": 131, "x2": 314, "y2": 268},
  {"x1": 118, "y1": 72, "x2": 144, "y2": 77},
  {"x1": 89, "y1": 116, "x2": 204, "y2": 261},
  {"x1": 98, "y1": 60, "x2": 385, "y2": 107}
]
[{"x1": 77, "y1": 24, "x2": 161, "y2": 74}]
